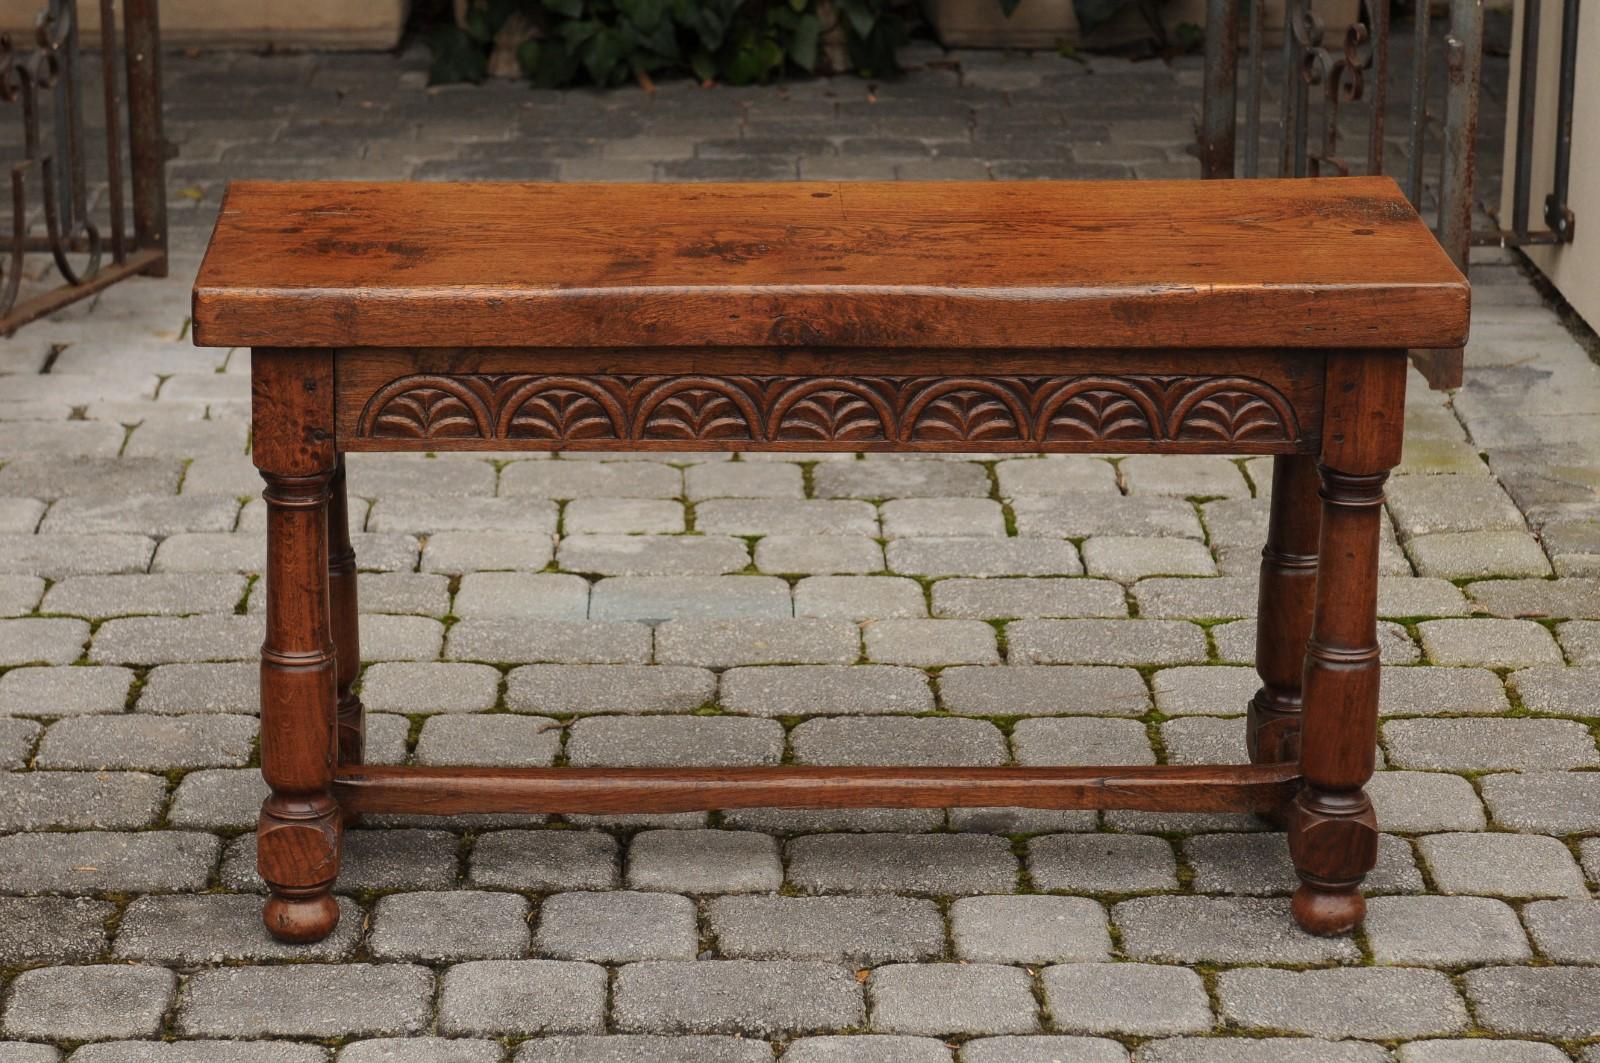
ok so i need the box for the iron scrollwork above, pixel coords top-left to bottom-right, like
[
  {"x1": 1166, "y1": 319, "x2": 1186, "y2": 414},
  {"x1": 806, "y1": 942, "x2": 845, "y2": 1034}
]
[
  {"x1": 1283, "y1": 0, "x2": 1387, "y2": 180},
  {"x1": 1, "y1": 0, "x2": 167, "y2": 332},
  {"x1": 1, "y1": 0, "x2": 99, "y2": 314}
]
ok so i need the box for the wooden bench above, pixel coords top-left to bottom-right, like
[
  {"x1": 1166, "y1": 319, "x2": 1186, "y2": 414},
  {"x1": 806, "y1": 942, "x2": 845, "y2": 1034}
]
[{"x1": 193, "y1": 176, "x2": 1469, "y2": 945}]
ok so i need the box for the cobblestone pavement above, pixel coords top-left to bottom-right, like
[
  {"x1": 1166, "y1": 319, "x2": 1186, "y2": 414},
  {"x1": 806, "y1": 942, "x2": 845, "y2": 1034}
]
[{"x1": 3, "y1": 38, "x2": 1599, "y2": 1063}]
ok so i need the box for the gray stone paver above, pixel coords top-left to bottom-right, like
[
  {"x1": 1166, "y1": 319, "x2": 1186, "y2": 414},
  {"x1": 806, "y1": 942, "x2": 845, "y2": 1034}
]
[
  {"x1": 537, "y1": 891, "x2": 699, "y2": 962},
  {"x1": 784, "y1": 1036, "x2": 951, "y2": 1063},
  {"x1": 568, "y1": 715, "x2": 784, "y2": 767},
  {"x1": 112, "y1": 893, "x2": 364, "y2": 964},
  {"x1": 950, "y1": 895, "x2": 1110, "y2": 963},
  {"x1": 1363, "y1": 896, "x2": 1532, "y2": 965},
  {"x1": 0, "y1": 897, "x2": 115, "y2": 964},
  {"x1": 626, "y1": 829, "x2": 783, "y2": 894},
  {"x1": 1041, "y1": 963, "x2": 1210, "y2": 1036},
  {"x1": 964, "y1": 1038, "x2": 1129, "y2": 1063},
  {"x1": 1463, "y1": 966, "x2": 1600, "y2": 1039},
  {"x1": 452, "y1": 572, "x2": 589, "y2": 620},
  {"x1": 1, "y1": 39, "x2": 1587, "y2": 1063},
  {"x1": 754, "y1": 534, "x2": 883, "y2": 573},
  {"x1": 1112, "y1": 896, "x2": 1360, "y2": 965},
  {"x1": 1417, "y1": 832, "x2": 1589, "y2": 898},
  {"x1": 1136, "y1": 1040, "x2": 1385, "y2": 1063},
  {"x1": 438, "y1": 960, "x2": 607, "y2": 1036},
  {"x1": 707, "y1": 895, "x2": 945, "y2": 964},
  {"x1": 1521, "y1": 899, "x2": 1600, "y2": 964},
  {"x1": 1217, "y1": 967, "x2": 1470, "y2": 1039},
  {"x1": 0, "y1": 665, "x2": 134, "y2": 716},
  {"x1": 507, "y1": 664, "x2": 713, "y2": 714},
  {"x1": 369, "y1": 890, "x2": 532, "y2": 961},
  {"x1": 1480, "y1": 770, "x2": 1600, "y2": 833},
  {"x1": 177, "y1": 964, "x2": 434, "y2": 1038},
  {"x1": 514, "y1": 1036, "x2": 767, "y2": 1063},
  {"x1": 939, "y1": 665, "x2": 1149, "y2": 716},
  {"x1": 613, "y1": 961, "x2": 864, "y2": 1036},
  {"x1": 1, "y1": 965, "x2": 175, "y2": 1041},
  {"x1": 931, "y1": 577, "x2": 1125, "y2": 619},
  {"x1": 870, "y1": 964, "x2": 1038, "y2": 1036},
  {"x1": 1398, "y1": 1045, "x2": 1573, "y2": 1063}
]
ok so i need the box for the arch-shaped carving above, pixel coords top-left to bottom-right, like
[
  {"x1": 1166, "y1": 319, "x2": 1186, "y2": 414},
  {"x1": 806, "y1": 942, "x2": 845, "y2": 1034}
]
[
  {"x1": 632, "y1": 376, "x2": 763, "y2": 441},
  {"x1": 348, "y1": 369, "x2": 1309, "y2": 450},
  {"x1": 1167, "y1": 376, "x2": 1298, "y2": 442},
  {"x1": 767, "y1": 378, "x2": 895, "y2": 441},
  {"x1": 497, "y1": 376, "x2": 627, "y2": 440},
  {"x1": 358, "y1": 375, "x2": 493, "y2": 439},
  {"x1": 900, "y1": 377, "x2": 1031, "y2": 442},
  {"x1": 1035, "y1": 376, "x2": 1165, "y2": 442}
]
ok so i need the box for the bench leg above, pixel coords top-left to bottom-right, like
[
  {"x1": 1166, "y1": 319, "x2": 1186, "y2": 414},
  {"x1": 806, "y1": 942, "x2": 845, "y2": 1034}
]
[
  {"x1": 329, "y1": 457, "x2": 364, "y2": 768},
  {"x1": 254, "y1": 349, "x2": 342, "y2": 945},
  {"x1": 1288, "y1": 461, "x2": 1386, "y2": 935},
  {"x1": 1248, "y1": 454, "x2": 1320, "y2": 769}
]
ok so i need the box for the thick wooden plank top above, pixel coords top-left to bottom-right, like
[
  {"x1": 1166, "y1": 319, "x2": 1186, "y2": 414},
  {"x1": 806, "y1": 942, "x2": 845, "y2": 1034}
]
[{"x1": 193, "y1": 176, "x2": 1469, "y2": 350}]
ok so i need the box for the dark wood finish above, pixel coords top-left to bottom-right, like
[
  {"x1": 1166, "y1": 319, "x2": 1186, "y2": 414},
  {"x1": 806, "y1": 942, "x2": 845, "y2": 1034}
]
[
  {"x1": 1410, "y1": 347, "x2": 1466, "y2": 391},
  {"x1": 1248, "y1": 454, "x2": 1321, "y2": 767},
  {"x1": 335, "y1": 352, "x2": 1325, "y2": 456},
  {"x1": 1286, "y1": 350, "x2": 1408, "y2": 935},
  {"x1": 193, "y1": 178, "x2": 1469, "y2": 351},
  {"x1": 212, "y1": 179, "x2": 1469, "y2": 944},
  {"x1": 327, "y1": 457, "x2": 363, "y2": 768},
  {"x1": 335, "y1": 763, "x2": 1302, "y2": 816},
  {"x1": 252, "y1": 348, "x2": 343, "y2": 945}
]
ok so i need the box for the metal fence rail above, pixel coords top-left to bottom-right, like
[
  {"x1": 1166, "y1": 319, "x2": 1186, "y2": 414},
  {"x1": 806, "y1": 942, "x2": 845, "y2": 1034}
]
[
  {"x1": 1200, "y1": 0, "x2": 1579, "y2": 388},
  {"x1": 1, "y1": 0, "x2": 167, "y2": 334}
]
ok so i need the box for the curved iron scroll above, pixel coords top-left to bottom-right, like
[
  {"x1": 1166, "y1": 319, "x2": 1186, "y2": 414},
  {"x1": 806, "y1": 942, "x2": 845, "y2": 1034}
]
[{"x1": 1, "y1": 0, "x2": 167, "y2": 332}]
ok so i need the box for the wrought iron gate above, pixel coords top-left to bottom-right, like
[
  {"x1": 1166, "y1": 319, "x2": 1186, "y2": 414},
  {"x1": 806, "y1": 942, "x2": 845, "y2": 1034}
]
[
  {"x1": 1199, "y1": 0, "x2": 1580, "y2": 388},
  {"x1": 1, "y1": 0, "x2": 167, "y2": 334}
]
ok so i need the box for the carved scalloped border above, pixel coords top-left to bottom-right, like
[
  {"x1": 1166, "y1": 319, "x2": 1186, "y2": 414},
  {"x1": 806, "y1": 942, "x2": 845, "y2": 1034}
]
[{"x1": 355, "y1": 372, "x2": 1304, "y2": 446}]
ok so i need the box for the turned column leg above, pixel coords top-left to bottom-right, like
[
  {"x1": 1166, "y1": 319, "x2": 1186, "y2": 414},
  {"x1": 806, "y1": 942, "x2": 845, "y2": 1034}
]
[
  {"x1": 1288, "y1": 352, "x2": 1404, "y2": 936},
  {"x1": 328, "y1": 457, "x2": 364, "y2": 767},
  {"x1": 254, "y1": 349, "x2": 342, "y2": 944},
  {"x1": 1248, "y1": 454, "x2": 1320, "y2": 767}
]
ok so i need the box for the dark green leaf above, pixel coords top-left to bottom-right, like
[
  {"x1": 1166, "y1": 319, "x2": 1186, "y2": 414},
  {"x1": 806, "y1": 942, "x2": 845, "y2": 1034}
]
[
  {"x1": 424, "y1": 24, "x2": 489, "y2": 84},
  {"x1": 485, "y1": 0, "x2": 526, "y2": 26},
  {"x1": 836, "y1": 0, "x2": 878, "y2": 39},
  {"x1": 845, "y1": 13, "x2": 906, "y2": 77},
  {"x1": 561, "y1": 17, "x2": 603, "y2": 45},
  {"x1": 788, "y1": 12, "x2": 819, "y2": 70},
  {"x1": 463, "y1": 5, "x2": 496, "y2": 42},
  {"x1": 579, "y1": 26, "x2": 630, "y2": 82},
  {"x1": 689, "y1": 48, "x2": 718, "y2": 81},
  {"x1": 617, "y1": 0, "x2": 669, "y2": 30},
  {"x1": 542, "y1": 0, "x2": 586, "y2": 18},
  {"x1": 1074, "y1": 0, "x2": 1130, "y2": 31},
  {"x1": 534, "y1": 41, "x2": 582, "y2": 85},
  {"x1": 516, "y1": 36, "x2": 542, "y2": 75}
]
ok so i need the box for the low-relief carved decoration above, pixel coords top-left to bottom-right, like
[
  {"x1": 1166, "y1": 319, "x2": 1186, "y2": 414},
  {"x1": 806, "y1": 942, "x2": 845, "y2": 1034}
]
[{"x1": 357, "y1": 373, "x2": 1302, "y2": 445}]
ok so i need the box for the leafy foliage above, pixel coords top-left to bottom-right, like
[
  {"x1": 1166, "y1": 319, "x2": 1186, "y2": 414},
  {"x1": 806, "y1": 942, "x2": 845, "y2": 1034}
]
[{"x1": 427, "y1": 0, "x2": 916, "y2": 87}]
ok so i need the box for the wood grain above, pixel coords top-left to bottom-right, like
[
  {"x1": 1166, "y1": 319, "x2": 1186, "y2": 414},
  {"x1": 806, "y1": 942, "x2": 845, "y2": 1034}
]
[
  {"x1": 333, "y1": 763, "x2": 1303, "y2": 816},
  {"x1": 253, "y1": 348, "x2": 343, "y2": 944},
  {"x1": 194, "y1": 177, "x2": 1469, "y2": 350},
  {"x1": 1248, "y1": 453, "x2": 1321, "y2": 769},
  {"x1": 1288, "y1": 379, "x2": 1394, "y2": 934}
]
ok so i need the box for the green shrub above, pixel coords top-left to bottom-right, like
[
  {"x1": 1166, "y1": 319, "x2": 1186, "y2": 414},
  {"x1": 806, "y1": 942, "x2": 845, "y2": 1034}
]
[{"x1": 426, "y1": 0, "x2": 918, "y2": 87}]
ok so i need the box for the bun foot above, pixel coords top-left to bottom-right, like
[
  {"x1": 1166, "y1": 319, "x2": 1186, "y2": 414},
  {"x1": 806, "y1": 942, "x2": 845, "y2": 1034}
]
[
  {"x1": 264, "y1": 892, "x2": 340, "y2": 944},
  {"x1": 1291, "y1": 883, "x2": 1365, "y2": 936}
]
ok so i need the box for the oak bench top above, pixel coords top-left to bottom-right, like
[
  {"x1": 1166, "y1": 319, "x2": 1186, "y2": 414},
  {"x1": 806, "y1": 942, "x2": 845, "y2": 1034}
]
[{"x1": 193, "y1": 176, "x2": 1469, "y2": 351}]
